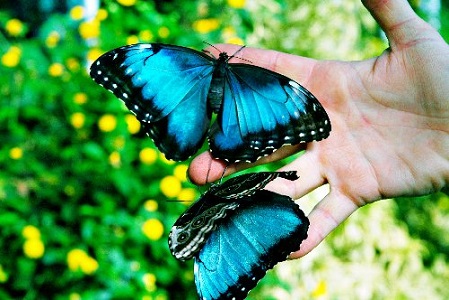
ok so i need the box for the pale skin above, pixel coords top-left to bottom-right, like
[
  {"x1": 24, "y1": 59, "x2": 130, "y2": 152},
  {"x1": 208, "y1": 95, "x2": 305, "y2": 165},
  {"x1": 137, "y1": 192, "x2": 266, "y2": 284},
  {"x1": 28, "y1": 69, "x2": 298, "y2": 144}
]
[{"x1": 188, "y1": 0, "x2": 449, "y2": 258}]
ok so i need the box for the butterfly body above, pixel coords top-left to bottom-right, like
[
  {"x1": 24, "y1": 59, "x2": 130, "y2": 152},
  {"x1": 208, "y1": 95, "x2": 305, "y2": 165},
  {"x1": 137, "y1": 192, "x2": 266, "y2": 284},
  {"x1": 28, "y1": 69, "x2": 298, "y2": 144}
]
[
  {"x1": 168, "y1": 172, "x2": 309, "y2": 299},
  {"x1": 90, "y1": 43, "x2": 331, "y2": 162},
  {"x1": 206, "y1": 52, "x2": 229, "y2": 111}
]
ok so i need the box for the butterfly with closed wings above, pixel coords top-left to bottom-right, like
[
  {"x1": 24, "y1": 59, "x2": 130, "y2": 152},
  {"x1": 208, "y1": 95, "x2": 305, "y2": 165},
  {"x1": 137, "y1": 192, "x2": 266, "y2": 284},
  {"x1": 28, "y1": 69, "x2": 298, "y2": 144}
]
[
  {"x1": 168, "y1": 171, "x2": 309, "y2": 299},
  {"x1": 90, "y1": 43, "x2": 331, "y2": 163}
]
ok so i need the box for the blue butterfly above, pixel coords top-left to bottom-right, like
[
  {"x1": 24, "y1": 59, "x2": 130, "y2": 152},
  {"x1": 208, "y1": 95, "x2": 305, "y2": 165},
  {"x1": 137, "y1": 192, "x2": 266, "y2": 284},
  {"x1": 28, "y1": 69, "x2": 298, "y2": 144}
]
[
  {"x1": 90, "y1": 43, "x2": 331, "y2": 162},
  {"x1": 168, "y1": 172, "x2": 309, "y2": 299}
]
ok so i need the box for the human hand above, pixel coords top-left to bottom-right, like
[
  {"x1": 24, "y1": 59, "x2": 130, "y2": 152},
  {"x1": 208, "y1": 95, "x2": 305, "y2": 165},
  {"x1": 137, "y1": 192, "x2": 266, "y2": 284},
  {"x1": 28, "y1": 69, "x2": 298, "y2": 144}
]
[{"x1": 188, "y1": 0, "x2": 449, "y2": 258}]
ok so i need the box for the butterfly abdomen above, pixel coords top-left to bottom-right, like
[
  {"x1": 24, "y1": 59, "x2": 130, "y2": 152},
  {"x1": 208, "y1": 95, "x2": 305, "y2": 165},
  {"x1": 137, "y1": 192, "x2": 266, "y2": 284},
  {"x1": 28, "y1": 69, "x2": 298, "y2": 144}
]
[{"x1": 207, "y1": 60, "x2": 227, "y2": 113}]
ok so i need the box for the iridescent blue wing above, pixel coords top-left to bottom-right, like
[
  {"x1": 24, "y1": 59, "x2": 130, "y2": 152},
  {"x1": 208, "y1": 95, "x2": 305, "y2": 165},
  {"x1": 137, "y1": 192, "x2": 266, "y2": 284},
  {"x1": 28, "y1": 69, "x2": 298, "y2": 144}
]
[
  {"x1": 209, "y1": 63, "x2": 331, "y2": 162},
  {"x1": 90, "y1": 43, "x2": 215, "y2": 160},
  {"x1": 168, "y1": 172, "x2": 298, "y2": 261},
  {"x1": 194, "y1": 190, "x2": 309, "y2": 300}
]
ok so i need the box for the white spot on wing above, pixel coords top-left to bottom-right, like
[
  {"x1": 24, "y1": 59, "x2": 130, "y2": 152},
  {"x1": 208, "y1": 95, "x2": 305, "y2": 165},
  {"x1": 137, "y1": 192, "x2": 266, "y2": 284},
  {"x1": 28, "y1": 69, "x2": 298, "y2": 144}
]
[
  {"x1": 289, "y1": 80, "x2": 300, "y2": 89},
  {"x1": 139, "y1": 44, "x2": 152, "y2": 49}
]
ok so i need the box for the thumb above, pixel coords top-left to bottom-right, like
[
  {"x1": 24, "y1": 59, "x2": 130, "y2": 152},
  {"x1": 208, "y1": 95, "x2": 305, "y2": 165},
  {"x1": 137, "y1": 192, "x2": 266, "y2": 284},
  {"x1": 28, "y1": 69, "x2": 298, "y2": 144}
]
[{"x1": 362, "y1": 0, "x2": 426, "y2": 49}]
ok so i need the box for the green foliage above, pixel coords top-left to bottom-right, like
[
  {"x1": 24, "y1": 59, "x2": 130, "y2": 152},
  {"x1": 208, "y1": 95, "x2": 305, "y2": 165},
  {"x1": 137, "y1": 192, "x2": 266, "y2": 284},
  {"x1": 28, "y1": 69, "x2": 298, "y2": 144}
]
[{"x1": 1, "y1": 0, "x2": 448, "y2": 299}]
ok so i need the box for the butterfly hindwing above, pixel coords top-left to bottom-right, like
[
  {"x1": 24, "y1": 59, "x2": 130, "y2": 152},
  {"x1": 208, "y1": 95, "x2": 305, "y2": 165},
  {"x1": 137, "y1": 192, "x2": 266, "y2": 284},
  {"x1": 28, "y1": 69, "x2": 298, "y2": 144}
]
[
  {"x1": 90, "y1": 43, "x2": 215, "y2": 160},
  {"x1": 194, "y1": 189, "x2": 309, "y2": 300},
  {"x1": 209, "y1": 63, "x2": 331, "y2": 162},
  {"x1": 168, "y1": 171, "x2": 299, "y2": 261}
]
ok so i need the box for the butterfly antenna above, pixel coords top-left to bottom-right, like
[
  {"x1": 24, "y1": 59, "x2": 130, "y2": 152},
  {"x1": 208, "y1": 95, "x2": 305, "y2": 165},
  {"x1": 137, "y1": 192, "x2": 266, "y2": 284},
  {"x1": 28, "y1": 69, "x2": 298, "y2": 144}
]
[
  {"x1": 202, "y1": 41, "x2": 221, "y2": 53},
  {"x1": 230, "y1": 45, "x2": 246, "y2": 58},
  {"x1": 228, "y1": 45, "x2": 252, "y2": 64},
  {"x1": 166, "y1": 199, "x2": 192, "y2": 203},
  {"x1": 218, "y1": 164, "x2": 229, "y2": 185}
]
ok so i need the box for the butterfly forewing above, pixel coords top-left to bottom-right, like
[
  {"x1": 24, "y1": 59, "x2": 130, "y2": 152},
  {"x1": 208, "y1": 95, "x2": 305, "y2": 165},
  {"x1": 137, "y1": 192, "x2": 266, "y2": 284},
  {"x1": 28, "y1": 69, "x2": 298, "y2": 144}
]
[
  {"x1": 212, "y1": 171, "x2": 299, "y2": 199},
  {"x1": 168, "y1": 171, "x2": 299, "y2": 261}
]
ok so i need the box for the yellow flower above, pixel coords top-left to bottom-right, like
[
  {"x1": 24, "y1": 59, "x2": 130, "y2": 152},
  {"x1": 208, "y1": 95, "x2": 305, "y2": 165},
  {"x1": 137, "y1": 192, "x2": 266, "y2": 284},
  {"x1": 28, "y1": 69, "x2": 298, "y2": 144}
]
[
  {"x1": 142, "y1": 273, "x2": 156, "y2": 292},
  {"x1": 178, "y1": 188, "x2": 197, "y2": 202},
  {"x1": 0, "y1": 265, "x2": 8, "y2": 283},
  {"x1": 67, "y1": 249, "x2": 98, "y2": 274},
  {"x1": 23, "y1": 239, "x2": 45, "y2": 259},
  {"x1": 87, "y1": 48, "x2": 103, "y2": 62},
  {"x1": 95, "y1": 9, "x2": 108, "y2": 21},
  {"x1": 5, "y1": 18, "x2": 24, "y2": 36},
  {"x1": 117, "y1": 0, "x2": 137, "y2": 6},
  {"x1": 98, "y1": 114, "x2": 117, "y2": 132},
  {"x1": 113, "y1": 136, "x2": 125, "y2": 149},
  {"x1": 73, "y1": 92, "x2": 87, "y2": 104},
  {"x1": 159, "y1": 153, "x2": 175, "y2": 165},
  {"x1": 79, "y1": 19, "x2": 100, "y2": 39},
  {"x1": 109, "y1": 151, "x2": 121, "y2": 168},
  {"x1": 70, "y1": 112, "x2": 85, "y2": 129},
  {"x1": 144, "y1": 199, "x2": 158, "y2": 212},
  {"x1": 9, "y1": 147, "x2": 23, "y2": 160},
  {"x1": 48, "y1": 63, "x2": 64, "y2": 77},
  {"x1": 70, "y1": 6, "x2": 84, "y2": 20},
  {"x1": 311, "y1": 280, "x2": 327, "y2": 298},
  {"x1": 139, "y1": 30, "x2": 153, "y2": 42},
  {"x1": 1, "y1": 46, "x2": 21, "y2": 68},
  {"x1": 192, "y1": 18, "x2": 220, "y2": 34},
  {"x1": 125, "y1": 114, "x2": 140, "y2": 134},
  {"x1": 80, "y1": 256, "x2": 99, "y2": 275},
  {"x1": 227, "y1": 0, "x2": 245, "y2": 9},
  {"x1": 173, "y1": 164, "x2": 188, "y2": 182},
  {"x1": 66, "y1": 58, "x2": 81, "y2": 72},
  {"x1": 126, "y1": 35, "x2": 139, "y2": 45},
  {"x1": 142, "y1": 219, "x2": 164, "y2": 241},
  {"x1": 160, "y1": 176, "x2": 181, "y2": 198},
  {"x1": 69, "y1": 293, "x2": 81, "y2": 300},
  {"x1": 46, "y1": 31, "x2": 60, "y2": 48},
  {"x1": 225, "y1": 36, "x2": 244, "y2": 45},
  {"x1": 139, "y1": 148, "x2": 157, "y2": 164},
  {"x1": 67, "y1": 249, "x2": 86, "y2": 270},
  {"x1": 222, "y1": 26, "x2": 236, "y2": 35},
  {"x1": 158, "y1": 27, "x2": 170, "y2": 38},
  {"x1": 22, "y1": 225, "x2": 41, "y2": 239}
]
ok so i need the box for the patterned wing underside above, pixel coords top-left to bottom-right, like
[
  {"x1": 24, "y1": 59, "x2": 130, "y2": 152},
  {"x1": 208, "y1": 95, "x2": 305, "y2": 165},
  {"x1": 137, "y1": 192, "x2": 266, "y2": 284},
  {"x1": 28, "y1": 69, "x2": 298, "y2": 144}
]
[{"x1": 168, "y1": 171, "x2": 299, "y2": 261}]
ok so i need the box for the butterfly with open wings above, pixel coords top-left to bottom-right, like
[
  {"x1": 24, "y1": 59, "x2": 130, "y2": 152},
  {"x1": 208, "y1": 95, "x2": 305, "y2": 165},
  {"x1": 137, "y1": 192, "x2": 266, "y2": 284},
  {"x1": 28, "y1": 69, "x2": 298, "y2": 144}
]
[{"x1": 90, "y1": 43, "x2": 331, "y2": 163}]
